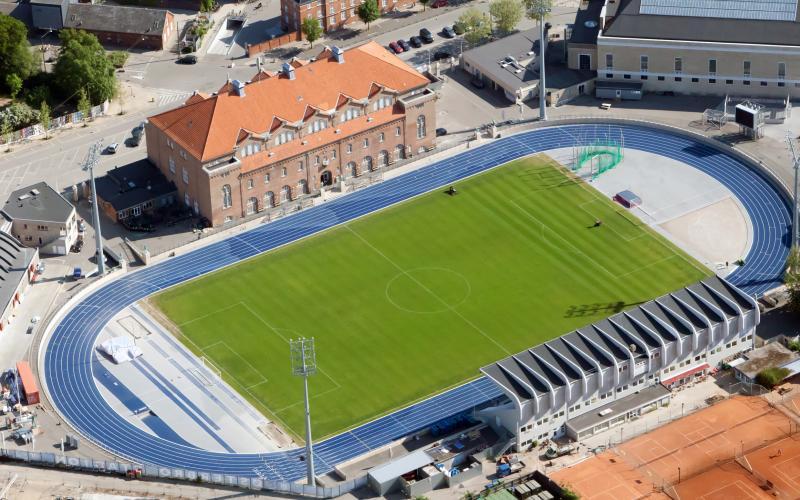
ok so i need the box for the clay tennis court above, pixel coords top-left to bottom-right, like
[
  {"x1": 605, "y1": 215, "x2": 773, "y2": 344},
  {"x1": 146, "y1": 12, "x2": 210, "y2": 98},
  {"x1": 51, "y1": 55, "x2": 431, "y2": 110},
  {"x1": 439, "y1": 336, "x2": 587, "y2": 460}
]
[{"x1": 552, "y1": 396, "x2": 799, "y2": 499}]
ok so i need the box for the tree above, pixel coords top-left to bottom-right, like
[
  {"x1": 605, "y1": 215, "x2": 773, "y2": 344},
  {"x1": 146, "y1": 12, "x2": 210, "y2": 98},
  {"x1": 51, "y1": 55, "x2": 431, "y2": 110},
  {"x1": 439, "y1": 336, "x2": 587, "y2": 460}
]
[
  {"x1": 357, "y1": 0, "x2": 380, "y2": 31},
  {"x1": 200, "y1": 0, "x2": 214, "y2": 12},
  {"x1": 490, "y1": 0, "x2": 523, "y2": 35},
  {"x1": 561, "y1": 486, "x2": 580, "y2": 500},
  {"x1": 756, "y1": 367, "x2": 791, "y2": 389},
  {"x1": 523, "y1": 0, "x2": 552, "y2": 21},
  {"x1": 5, "y1": 73, "x2": 22, "y2": 99},
  {"x1": 301, "y1": 18, "x2": 322, "y2": 48},
  {"x1": 0, "y1": 14, "x2": 34, "y2": 93},
  {"x1": 77, "y1": 88, "x2": 91, "y2": 126},
  {"x1": 786, "y1": 245, "x2": 800, "y2": 312},
  {"x1": 0, "y1": 120, "x2": 11, "y2": 152},
  {"x1": 39, "y1": 100, "x2": 51, "y2": 139},
  {"x1": 459, "y1": 8, "x2": 491, "y2": 45},
  {"x1": 54, "y1": 29, "x2": 116, "y2": 105},
  {"x1": 419, "y1": 0, "x2": 429, "y2": 11}
]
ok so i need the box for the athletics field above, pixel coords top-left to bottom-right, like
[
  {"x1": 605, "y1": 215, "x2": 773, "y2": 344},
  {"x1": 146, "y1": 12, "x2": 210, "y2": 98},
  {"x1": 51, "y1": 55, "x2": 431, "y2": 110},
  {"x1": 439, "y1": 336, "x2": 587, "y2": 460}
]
[{"x1": 152, "y1": 155, "x2": 710, "y2": 440}]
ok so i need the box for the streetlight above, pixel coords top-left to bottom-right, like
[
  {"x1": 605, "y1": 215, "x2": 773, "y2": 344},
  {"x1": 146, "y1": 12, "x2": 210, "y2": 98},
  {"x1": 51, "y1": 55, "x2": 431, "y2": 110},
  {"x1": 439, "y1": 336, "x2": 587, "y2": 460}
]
[
  {"x1": 290, "y1": 337, "x2": 317, "y2": 486},
  {"x1": 82, "y1": 141, "x2": 106, "y2": 275}
]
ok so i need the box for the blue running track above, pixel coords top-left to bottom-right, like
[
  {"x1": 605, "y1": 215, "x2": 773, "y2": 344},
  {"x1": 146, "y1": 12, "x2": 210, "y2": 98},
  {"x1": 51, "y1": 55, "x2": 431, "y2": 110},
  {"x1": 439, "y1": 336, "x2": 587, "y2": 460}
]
[{"x1": 42, "y1": 123, "x2": 791, "y2": 480}]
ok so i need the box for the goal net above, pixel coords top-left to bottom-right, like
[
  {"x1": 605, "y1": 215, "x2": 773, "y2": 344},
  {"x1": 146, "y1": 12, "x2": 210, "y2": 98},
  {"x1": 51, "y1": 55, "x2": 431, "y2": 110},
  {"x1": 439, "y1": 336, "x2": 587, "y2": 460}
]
[{"x1": 199, "y1": 356, "x2": 222, "y2": 385}]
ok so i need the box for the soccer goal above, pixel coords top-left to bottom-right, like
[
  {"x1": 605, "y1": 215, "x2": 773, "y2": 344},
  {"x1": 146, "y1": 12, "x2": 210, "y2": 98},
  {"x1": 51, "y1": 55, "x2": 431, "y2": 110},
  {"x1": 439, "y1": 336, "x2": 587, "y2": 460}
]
[{"x1": 199, "y1": 356, "x2": 223, "y2": 385}]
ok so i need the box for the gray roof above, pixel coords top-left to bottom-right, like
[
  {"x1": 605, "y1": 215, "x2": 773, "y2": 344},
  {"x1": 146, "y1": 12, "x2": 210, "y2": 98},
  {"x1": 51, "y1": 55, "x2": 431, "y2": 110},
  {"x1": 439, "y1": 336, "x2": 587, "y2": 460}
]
[
  {"x1": 2, "y1": 182, "x2": 74, "y2": 224},
  {"x1": 95, "y1": 160, "x2": 177, "y2": 212},
  {"x1": 0, "y1": 232, "x2": 36, "y2": 316},
  {"x1": 735, "y1": 342, "x2": 799, "y2": 379},
  {"x1": 566, "y1": 384, "x2": 669, "y2": 433},
  {"x1": 0, "y1": 3, "x2": 32, "y2": 27},
  {"x1": 569, "y1": 0, "x2": 604, "y2": 44},
  {"x1": 481, "y1": 276, "x2": 756, "y2": 404},
  {"x1": 368, "y1": 449, "x2": 433, "y2": 483},
  {"x1": 603, "y1": 0, "x2": 800, "y2": 46},
  {"x1": 64, "y1": 4, "x2": 170, "y2": 36},
  {"x1": 462, "y1": 28, "x2": 540, "y2": 92}
]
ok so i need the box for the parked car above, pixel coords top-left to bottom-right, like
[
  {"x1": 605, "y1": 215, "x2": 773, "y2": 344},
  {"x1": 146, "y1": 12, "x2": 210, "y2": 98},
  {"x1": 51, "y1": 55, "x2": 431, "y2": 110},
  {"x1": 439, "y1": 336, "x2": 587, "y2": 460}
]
[
  {"x1": 436, "y1": 128, "x2": 447, "y2": 137},
  {"x1": 398, "y1": 39, "x2": 411, "y2": 52},
  {"x1": 71, "y1": 239, "x2": 84, "y2": 253},
  {"x1": 419, "y1": 28, "x2": 434, "y2": 43},
  {"x1": 433, "y1": 49, "x2": 452, "y2": 61},
  {"x1": 26, "y1": 325, "x2": 34, "y2": 335},
  {"x1": 442, "y1": 25, "x2": 456, "y2": 38},
  {"x1": 388, "y1": 41, "x2": 404, "y2": 53},
  {"x1": 453, "y1": 22, "x2": 466, "y2": 35},
  {"x1": 177, "y1": 55, "x2": 198, "y2": 64},
  {"x1": 409, "y1": 36, "x2": 422, "y2": 48},
  {"x1": 431, "y1": 0, "x2": 447, "y2": 7},
  {"x1": 105, "y1": 143, "x2": 118, "y2": 154}
]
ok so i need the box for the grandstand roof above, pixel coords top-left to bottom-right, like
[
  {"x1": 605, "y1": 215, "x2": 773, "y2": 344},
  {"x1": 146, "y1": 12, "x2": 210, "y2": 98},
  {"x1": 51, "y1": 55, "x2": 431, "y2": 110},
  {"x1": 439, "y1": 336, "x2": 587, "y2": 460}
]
[
  {"x1": 0, "y1": 232, "x2": 36, "y2": 317},
  {"x1": 603, "y1": 0, "x2": 800, "y2": 46},
  {"x1": 481, "y1": 275, "x2": 757, "y2": 404}
]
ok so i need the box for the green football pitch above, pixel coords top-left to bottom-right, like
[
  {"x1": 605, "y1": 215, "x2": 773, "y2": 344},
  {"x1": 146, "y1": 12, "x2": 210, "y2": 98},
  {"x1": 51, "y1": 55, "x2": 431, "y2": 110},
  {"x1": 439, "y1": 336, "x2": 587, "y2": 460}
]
[{"x1": 152, "y1": 155, "x2": 710, "y2": 440}]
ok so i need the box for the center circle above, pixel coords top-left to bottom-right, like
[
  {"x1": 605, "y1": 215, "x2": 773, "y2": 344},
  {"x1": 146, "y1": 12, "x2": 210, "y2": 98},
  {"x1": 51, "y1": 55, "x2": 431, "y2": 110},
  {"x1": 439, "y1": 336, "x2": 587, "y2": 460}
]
[{"x1": 385, "y1": 267, "x2": 471, "y2": 314}]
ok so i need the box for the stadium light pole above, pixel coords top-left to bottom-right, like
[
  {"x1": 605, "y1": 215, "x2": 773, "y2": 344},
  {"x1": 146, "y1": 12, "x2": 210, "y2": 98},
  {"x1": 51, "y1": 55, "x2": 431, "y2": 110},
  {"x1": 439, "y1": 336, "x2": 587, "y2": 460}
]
[
  {"x1": 290, "y1": 337, "x2": 317, "y2": 487},
  {"x1": 533, "y1": 1, "x2": 551, "y2": 121},
  {"x1": 787, "y1": 132, "x2": 799, "y2": 249},
  {"x1": 82, "y1": 141, "x2": 105, "y2": 275}
]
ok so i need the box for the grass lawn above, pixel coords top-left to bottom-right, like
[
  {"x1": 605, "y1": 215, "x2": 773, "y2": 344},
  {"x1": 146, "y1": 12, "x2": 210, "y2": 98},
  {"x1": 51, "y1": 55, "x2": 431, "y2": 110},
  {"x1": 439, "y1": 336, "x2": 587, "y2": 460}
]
[{"x1": 152, "y1": 155, "x2": 710, "y2": 441}]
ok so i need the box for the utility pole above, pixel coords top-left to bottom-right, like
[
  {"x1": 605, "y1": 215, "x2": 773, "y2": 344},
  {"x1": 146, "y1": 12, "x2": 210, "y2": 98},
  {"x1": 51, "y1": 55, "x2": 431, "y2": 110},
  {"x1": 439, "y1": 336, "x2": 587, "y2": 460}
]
[
  {"x1": 82, "y1": 141, "x2": 105, "y2": 275},
  {"x1": 787, "y1": 131, "x2": 799, "y2": 249},
  {"x1": 535, "y1": 3, "x2": 551, "y2": 121},
  {"x1": 290, "y1": 337, "x2": 317, "y2": 486}
]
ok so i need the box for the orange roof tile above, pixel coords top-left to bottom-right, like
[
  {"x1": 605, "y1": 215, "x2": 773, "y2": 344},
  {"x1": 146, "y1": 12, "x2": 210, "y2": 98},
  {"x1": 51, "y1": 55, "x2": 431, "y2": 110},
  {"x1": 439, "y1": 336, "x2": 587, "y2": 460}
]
[{"x1": 148, "y1": 41, "x2": 429, "y2": 162}]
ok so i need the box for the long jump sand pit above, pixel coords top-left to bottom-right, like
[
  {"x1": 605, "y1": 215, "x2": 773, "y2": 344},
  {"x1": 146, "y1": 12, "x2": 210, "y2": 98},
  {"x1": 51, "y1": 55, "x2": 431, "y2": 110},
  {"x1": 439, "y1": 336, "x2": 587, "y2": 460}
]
[{"x1": 552, "y1": 396, "x2": 798, "y2": 499}]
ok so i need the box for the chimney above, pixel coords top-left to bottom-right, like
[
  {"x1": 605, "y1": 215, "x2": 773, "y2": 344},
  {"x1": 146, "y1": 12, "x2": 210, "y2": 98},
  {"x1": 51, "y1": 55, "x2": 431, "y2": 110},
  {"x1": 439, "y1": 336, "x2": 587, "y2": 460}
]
[
  {"x1": 332, "y1": 46, "x2": 344, "y2": 64},
  {"x1": 232, "y1": 79, "x2": 246, "y2": 97},
  {"x1": 282, "y1": 62, "x2": 296, "y2": 80}
]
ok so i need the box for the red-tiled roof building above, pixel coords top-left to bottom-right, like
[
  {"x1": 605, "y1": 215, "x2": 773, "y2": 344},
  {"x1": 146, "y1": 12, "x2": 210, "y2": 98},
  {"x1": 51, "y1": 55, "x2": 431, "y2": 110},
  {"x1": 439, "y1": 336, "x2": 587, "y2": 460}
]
[{"x1": 146, "y1": 42, "x2": 438, "y2": 227}]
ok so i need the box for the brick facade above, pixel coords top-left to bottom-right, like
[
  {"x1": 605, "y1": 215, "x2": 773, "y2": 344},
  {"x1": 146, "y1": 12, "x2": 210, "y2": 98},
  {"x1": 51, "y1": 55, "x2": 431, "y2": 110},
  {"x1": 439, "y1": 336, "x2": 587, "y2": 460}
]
[
  {"x1": 280, "y1": 0, "x2": 400, "y2": 33},
  {"x1": 146, "y1": 43, "x2": 438, "y2": 228}
]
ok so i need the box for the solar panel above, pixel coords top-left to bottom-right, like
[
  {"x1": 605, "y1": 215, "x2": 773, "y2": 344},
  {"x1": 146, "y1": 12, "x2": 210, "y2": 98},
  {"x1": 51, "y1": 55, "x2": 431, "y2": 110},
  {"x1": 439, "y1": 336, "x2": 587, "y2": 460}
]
[{"x1": 639, "y1": 0, "x2": 798, "y2": 22}]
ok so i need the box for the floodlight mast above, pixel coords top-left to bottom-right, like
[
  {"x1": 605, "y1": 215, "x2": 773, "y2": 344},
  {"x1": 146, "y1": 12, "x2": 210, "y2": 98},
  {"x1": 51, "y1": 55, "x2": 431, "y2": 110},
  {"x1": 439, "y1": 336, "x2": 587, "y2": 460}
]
[
  {"x1": 290, "y1": 337, "x2": 317, "y2": 486},
  {"x1": 788, "y1": 132, "x2": 800, "y2": 249},
  {"x1": 82, "y1": 141, "x2": 105, "y2": 275},
  {"x1": 535, "y1": 2, "x2": 550, "y2": 121}
]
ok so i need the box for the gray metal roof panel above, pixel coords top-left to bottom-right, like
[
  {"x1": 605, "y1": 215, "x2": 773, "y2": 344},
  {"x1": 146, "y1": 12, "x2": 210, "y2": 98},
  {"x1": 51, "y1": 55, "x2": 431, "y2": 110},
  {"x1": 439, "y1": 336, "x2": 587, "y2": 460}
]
[
  {"x1": 498, "y1": 357, "x2": 550, "y2": 395},
  {"x1": 657, "y1": 295, "x2": 708, "y2": 329},
  {"x1": 626, "y1": 307, "x2": 677, "y2": 342},
  {"x1": 548, "y1": 338, "x2": 596, "y2": 372},
  {"x1": 564, "y1": 331, "x2": 615, "y2": 368},
  {"x1": 512, "y1": 351, "x2": 566, "y2": 388},
  {"x1": 613, "y1": 313, "x2": 661, "y2": 349},
  {"x1": 482, "y1": 363, "x2": 536, "y2": 400},
  {"x1": 603, "y1": 0, "x2": 800, "y2": 46},
  {"x1": 703, "y1": 275, "x2": 755, "y2": 311},
  {"x1": 672, "y1": 289, "x2": 724, "y2": 324},
  {"x1": 687, "y1": 283, "x2": 738, "y2": 319},
  {"x1": 532, "y1": 344, "x2": 582, "y2": 381}
]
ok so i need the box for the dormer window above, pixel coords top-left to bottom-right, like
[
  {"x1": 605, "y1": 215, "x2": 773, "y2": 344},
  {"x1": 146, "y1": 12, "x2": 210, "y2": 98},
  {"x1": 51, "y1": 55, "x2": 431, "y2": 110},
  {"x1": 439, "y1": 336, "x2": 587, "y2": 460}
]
[
  {"x1": 307, "y1": 119, "x2": 328, "y2": 134},
  {"x1": 372, "y1": 96, "x2": 393, "y2": 111},
  {"x1": 340, "y1": 107, "x2": 361, "y2": 123},
  {"x1": 275, "y1": 130, "x2": 295, "y2": 145}
]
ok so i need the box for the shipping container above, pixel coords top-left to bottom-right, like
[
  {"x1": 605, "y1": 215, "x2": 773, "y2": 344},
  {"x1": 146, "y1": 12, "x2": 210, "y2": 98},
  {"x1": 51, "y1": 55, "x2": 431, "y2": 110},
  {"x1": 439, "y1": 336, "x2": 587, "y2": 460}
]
[{"x1": 16, "y1": 361, "x2": 39, "y2": 405}]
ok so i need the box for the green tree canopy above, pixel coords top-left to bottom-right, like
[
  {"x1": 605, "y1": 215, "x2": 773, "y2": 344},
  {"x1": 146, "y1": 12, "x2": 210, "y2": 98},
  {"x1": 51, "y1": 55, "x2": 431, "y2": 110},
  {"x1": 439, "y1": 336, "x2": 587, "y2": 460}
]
[
  {"x1": 301, "y1": 18, "x2": 323, "y2": 48},
  {"x1": 77, "y1": 88, "x2": 91, "y2": 125},
  {"x1": 459, "y1": 8, "x2": 491, "y2": 45},
  {"x1": 54, "y1": 29, "x2": 116, "y2": 105},
  {"x1": 523, "y1": 0, "x2": 552, "y2": 20},
  {"x1": 39, "y1": 100, "x2": 51, "y2": 138},
  {"x1": 5, "y1": 74, "x2": 22, "y2": 99},
  {"x1": 490, "y1": 0, "x2": 524, "y2": 35},
  {"x1": 201, "y1": 0, "x2": 214, "y2": 12},
  {"x1": 357, "y1": 0, "x2": 380, "y2": 30},
  {"x1": 786, "y1": 245, "x2": 800, "y2": 312},
  {"x1": 756, "y1": 367, "x2": 791, "y2": 389},
  {"x1": 0, "y1": 14, "x2": 34, "y2": 93}
]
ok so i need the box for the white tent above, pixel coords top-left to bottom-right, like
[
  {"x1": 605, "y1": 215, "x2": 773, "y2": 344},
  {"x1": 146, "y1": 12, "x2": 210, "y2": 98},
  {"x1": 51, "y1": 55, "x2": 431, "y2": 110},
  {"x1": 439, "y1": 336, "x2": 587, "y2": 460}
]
[{"x1": 98, "y1": 336, "x2": 143, "y2": 364}]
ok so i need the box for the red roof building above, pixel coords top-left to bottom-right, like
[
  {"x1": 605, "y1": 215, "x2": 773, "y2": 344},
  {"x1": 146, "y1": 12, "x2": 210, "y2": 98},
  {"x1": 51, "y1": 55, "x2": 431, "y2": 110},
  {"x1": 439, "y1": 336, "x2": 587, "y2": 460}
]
[{"x1": 146, "y1": 42, "x2": 438, "y2": 227}]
